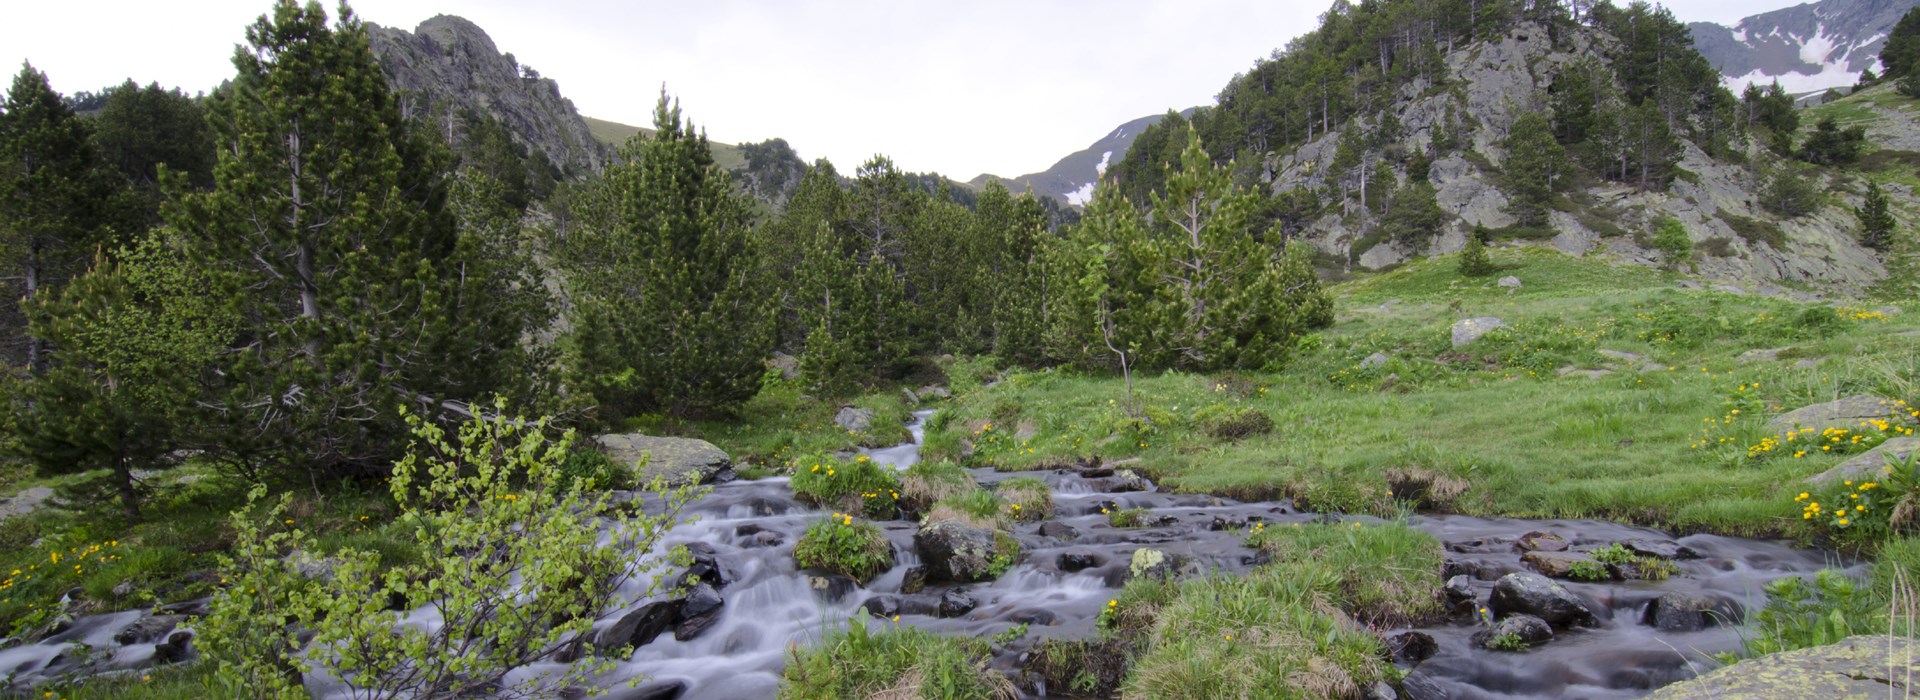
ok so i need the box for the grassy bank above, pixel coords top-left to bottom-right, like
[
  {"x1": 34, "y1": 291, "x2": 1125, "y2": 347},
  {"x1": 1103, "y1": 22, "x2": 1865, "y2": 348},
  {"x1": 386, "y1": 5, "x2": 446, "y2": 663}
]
[{"x1": 922, "y1": 249, "x2": 1917, "y2": 536}]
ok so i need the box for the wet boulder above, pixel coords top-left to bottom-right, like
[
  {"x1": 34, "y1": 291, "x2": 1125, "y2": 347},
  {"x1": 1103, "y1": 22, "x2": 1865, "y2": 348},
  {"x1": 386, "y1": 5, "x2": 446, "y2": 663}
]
[
  {"x1": 938, "y1": 589, "x2": 977, "y2": 618},
  {"x1": 1093, "y1": 470, "x2": 1151, "y2": 493},
  {"x1": 680, "y1": 542, "x2": 729, "y2": 589},
  {"x1": 1010, "y1": 608, "x2": 1059, "y2": 626},
  {"x1": 595, "y1": 434, "x2": 734, "y2": 487},
  {"x1": 1056, "y1": 550, "x2": 1101, "y2": 572},
  {"x1": 597, "y1": 598, "x2": 683, "y2": 651},
  {"x1": 1646, "y1": 635, "x2": 1915, "y2": 699},
  {"x1": 152, "y1": 630, "x2": 194, "y2": 664},
  {"x1": 914, "y1": 519, "x2": 1003, "y2": 583},
  {"x1": 1644, "y1": 591, "x2": 1741, "y2": 632},
  {"x1": 1037, "y1": 522, "x2": 1079, "y2": 540},
  {"x1": 1621, "y1": 539, "x2": 1699, "y2": 560},
  {"x1": 673, "y1": 583, "x2": 725, "y2": 641},
  {"x1": 1522, "y1": 550, "x2": 1609, "y2": 580},
  {"x1": 1488, "y1": 573, "x2": 1594, "y2": 628},
  {"x1": 112, "y1": 614, "x2": 183, "y2": 645},
  {"x1": 861, "y1": 595, "x2": 900, "y2": 618},
  {"x1": 1514, "y1": 531, "x2": 1568, "y2": 553},
  {"x1": 1387, "y1": 630, "x2": 1438, "y2": 664},
  {"x1": 1471, "y1": 613, "x2": 1552, "y2": 650},
  {"x1": 807, "y1": 574, "x2": 857, "y2": 604}
]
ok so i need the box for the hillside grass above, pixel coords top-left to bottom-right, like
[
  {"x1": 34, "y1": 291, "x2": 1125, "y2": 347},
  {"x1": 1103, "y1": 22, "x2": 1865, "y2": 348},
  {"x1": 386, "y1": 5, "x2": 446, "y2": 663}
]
[
  {"x1": 582, "y1": 115, "x2": 746, "y2": 170},
  {"x1": 921, "y1": 248, "x2": 1918, "y2": 536}
]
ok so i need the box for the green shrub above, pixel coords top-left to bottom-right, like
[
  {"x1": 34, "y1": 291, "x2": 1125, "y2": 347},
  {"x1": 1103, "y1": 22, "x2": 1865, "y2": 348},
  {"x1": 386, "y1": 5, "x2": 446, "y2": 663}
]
[
  {"x1": 793, "y1": 514, "x2": 895, "y2": 582},
  {"x1": 554, "y1": 446, "x2": 634, "y2": 493},
  {"x1": 1651, "y1": 216, "x2": 1692, "y2": 269},
  {"x1": 790, "y1": 453, "x2": 902, "y2": 517},
  {"x1": 198, "y1": 402, "x2": 704, "y2": 699},
  {"x1": 1762, "y1": 168, "x2": 1821, "y2": 218},
  {"x1": 1193, "y1": 404, "x2": 1275, "y2": 440},
  {"x1": 1727, "y1": 570, "x2": 1882, "y2": 660},
  {"x1": 1459, "y1": 227, "x2": 1497, "y2": 277},
  {"x1": 779, "y1": 612, "x2": 1013, "y2": 699},
  {"x1": 1567, "y1": 560, "x2": 1612, "y2": 581},
  {"x1": 899, "y1": 459, "x2": 975, "y2": 513},
  {"x1": 1719, "y1": 213, "x2": 1787, "y2": 250},
  {"x1": 1486, "y1": 632, "x2": 1530, "y2": 652},
  {"x1": 996, "y1": 477, "x2": 1053, "y2": 522},
  {"x1": 1107, "y1": 507, "x2": 1152, "y2": 528}
]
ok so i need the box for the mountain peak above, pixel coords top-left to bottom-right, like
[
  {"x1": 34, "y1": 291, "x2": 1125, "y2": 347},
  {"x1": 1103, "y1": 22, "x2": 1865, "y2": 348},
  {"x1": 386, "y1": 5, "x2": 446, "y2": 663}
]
[{"x1": 1691, "y1": 0, "x2": 1920, "y2": 93}]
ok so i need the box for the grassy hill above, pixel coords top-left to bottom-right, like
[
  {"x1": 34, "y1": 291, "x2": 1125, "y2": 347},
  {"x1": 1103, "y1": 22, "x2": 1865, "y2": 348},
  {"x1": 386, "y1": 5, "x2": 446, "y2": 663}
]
[{"x1": 582, "y1": 115, "x2": 746, "y2": 171}]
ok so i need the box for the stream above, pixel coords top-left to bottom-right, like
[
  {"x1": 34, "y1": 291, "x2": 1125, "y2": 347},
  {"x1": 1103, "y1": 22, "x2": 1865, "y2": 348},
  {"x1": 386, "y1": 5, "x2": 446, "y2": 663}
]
[{"x1": 0, "y1": 409, "x2": 1861, "y2": 699}]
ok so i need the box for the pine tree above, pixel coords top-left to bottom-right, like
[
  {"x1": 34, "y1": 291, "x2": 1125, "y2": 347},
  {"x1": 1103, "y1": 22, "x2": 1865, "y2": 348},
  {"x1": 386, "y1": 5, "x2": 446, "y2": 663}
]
[
  {"x1": 1381, "y1": 181, "x2": 1447, "y2": 248},
  {"x1": 0, "y1": 63, "x2": 124, "y2": 370},
  {"x1": 1459, "y1": 225, "x2": 1496, "y2": 277},
  {"x1": 971, "y1": 181, "x2": 1049, "y2": 364},
  {"x1": 1502, "y1": 112, "x2": 1566, "y2": 227},
  {"x1": 1859, "y1": 181, "x2": 1896, "y2": 252},
  {"x1": 560, "y1": 94, "x2": 772, "y2": 419},
  {"x1": 168, "y1": 0, "x2": 506, "y2": 477},
  {"x1": 1881, "y1": 8, "x2": 1920, "y2": 80}
]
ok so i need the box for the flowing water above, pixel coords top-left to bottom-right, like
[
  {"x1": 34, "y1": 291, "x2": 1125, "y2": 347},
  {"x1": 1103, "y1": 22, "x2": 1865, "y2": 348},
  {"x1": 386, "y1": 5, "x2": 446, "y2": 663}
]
[{"x1": 0, "y1": 410, "x2": 1862, "y2": 699}]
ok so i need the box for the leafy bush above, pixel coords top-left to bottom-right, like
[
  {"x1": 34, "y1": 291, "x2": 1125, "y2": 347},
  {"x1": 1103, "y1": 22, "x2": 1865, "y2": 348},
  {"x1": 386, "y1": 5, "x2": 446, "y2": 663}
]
[
  {"x1": 794, "y1": 514, "x2": 895, "y2": 582},
  {"x1": 899, "y1": 459, "x2": 975, "y2": 513},
  {"x1": 779, "y1": 611, "x2": 1013, "y2": 699},
  {"x1": 790, "y1": 453, "x2": 901, "y2": 517},
  {"x1": 1762, "y1": 168, "x2": 1821, "y2": 218},
  {"x1": 1194, "y1": 404, "x2": 1275, "y2": 440},
  {"x1": 1727, "y1": 570, "x2": 1882, "y2": 659},
  {"x1": 553, "y1": 445, "x2": 634, "y2": 493},
  {"x1": 1650, "y1": 216, "x2": 1692, "y2": 269},
  {"x1": 996, "y1": 477, "x2": 1053, "y2": 522},
  {"x1": 198, "y1": 402, "x2": 702, "y2": 699},
  {"x1": 1797, "y1": 448, "x2": 1920, "y2": 537}
]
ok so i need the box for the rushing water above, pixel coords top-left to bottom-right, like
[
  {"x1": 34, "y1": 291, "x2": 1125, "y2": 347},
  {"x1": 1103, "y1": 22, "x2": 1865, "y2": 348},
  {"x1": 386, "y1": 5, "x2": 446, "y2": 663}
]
[{"x1": 0, "y1": 410, "x2": 1861, "y2": 699}]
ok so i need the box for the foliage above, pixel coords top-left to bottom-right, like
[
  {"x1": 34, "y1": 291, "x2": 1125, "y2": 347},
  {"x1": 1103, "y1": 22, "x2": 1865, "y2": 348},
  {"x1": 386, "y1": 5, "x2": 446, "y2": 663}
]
[
  {"x1": 1567, "y1": 559, "x2": 1611, "y2": 581},
  {"x1": 169, "y1": 0, "x2": 540, "y2": 479},
  {"x1": 1797, "y1": 116, "x2": 1868, "y2": 167},
  {"x1": 1761, "y1": 167, "x2": 1821, "y2": 218},
  {"x1": 793, "y1": 513, "x2": 895, "y2": 582},
  {"x1": 1881, "y1": 8, "x2": 1920, "y2": 81},
  {"x1": 198, "y1": 400, "x2": 701, "y2": 699},
  {"x1": 778, "y1": 611, "x2": 1013, "y2": 700},
  {"x1": 1485, "y1": 632, "x2": 1530, "y2": 652},
  {"x1": 1650, "y1": 216, "x2": 1692, "y2": 269},
  {"x1": 1106, "y1": 507, "x2": 1152, "y2": 528},
  {"x1": 553, "y1": 444, "x2": 633, "y2": 493},
  {"x1": 1380, "y1": 181, "x2": 1448, "y2": 248},
  {"x1": 1859, "y1": 181, "x2": 1897, "y2": 252},
  {"x1": 1796, "y1": 448, "x2": 1920, "y2": 537},
  {"x1": 930, "y1": 489, "x2": 1009, "y2": 529},
  {"x1": 1727, "y1": 570, "x2": 1884, "y2": 659},
  {"x1": 558, "y1": 93, "x2": 773, "y2": 420},
  {"x1": 898, "y1": 459, "x2": 975, "y2": 513},
  {"x1": 789, "y1": 453, "x2": 901, "y2": 517},
  {"x1": 1458, "y1": 225, "x2": 1497, "y2": 277},
  {"x1": 1193, "y1": 403, "x2": 1275, "y2": 440},
  {"x1": 1244, "y1": 522, "x2": 1443, "y2": 626},
  {"x1": 1502, "y1": 112, "x2": 1566, "y2": 227},
  {"x1": 1742, "y1": 81, "x2": 1800, "y2": 154}
]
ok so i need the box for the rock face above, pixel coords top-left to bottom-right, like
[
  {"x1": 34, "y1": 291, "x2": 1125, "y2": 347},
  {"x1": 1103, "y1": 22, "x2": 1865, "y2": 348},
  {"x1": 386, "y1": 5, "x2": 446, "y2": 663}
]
[
  {"x1": 1767, "y1": 394, "x2": 1914, "y2": 434},
  {"x1": 594, "y1": 434, "x2": 733, "y2": 487},
  {"x1": 1688, "y1": 0, "x2": 1913, "y2": 94},
  {"x1": 1807, "y1": 436, "x2": 1919, "y2": 487},
  {"x1": 1646, "y1": 635, "x2": 1916, "y2": 699},
  {"x1": 914, "y1": 520, "x2": 1001, "y2": 583},
  {"x1": 1472, "y1": 613, "x2": 1553, "y2": 650},
  {"x1": 365, "y1": 16, "x2": 607, "y2": 175},
  {"x1": 1451, "y1": 317, "x2": 1509, "y2": 348},
  {"x1": 1488, "y1": 573, "x2": 1594, "y2": 628}
]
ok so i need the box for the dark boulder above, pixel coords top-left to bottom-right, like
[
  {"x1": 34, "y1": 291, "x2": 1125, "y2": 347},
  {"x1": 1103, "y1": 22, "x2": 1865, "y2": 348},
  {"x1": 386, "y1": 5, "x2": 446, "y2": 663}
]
[
  {"x1": 1472, "y1": 613, "x2": 1553, "y2": 650},
  {"x1": 1489, "y1": 573, "x2": 1594, "y2": 628},
  {"x1": 673, "y1": 583, "x2": 724, "y2": 641},
  {"x1": 596, "y1": 599, "x2": 683, "y2": 651},
  {"x1": 1056, "y1": 550, "x2": 1101, "y2": 572},
  {"x1": 1037, "y1": 522, "x2": 1079, "y2": 540},
  {"x1": 1387, "y1": 630, "x2": 1438, "y2": 664},
  {"x1": 1644, "y1": 591, "x2": 1741, "y2": 632},
  {"x1": 914, "y1": 519, "x2": 1002, "y2": 583},
  {"x1": 938, "y1": 589, "x2": 977, "y2": 618},
  {"x1": 112, "y1": 614, "x2": 183, "y2": 645}
]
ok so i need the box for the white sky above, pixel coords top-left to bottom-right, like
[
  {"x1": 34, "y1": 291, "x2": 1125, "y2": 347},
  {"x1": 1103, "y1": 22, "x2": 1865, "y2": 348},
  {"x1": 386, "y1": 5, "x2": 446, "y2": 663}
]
[{"x1": 3, "y1": 0, "x2": 1809, "y2": 179}]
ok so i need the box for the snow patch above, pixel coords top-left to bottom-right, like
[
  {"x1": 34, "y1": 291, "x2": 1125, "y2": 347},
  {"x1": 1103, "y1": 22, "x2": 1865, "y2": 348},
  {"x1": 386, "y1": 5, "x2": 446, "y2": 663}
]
[
  {"x1": 1799, "y1": 25, "x2": 1838, "y2": 64},
  {"x1": 1064, "y1": 181, "x2": 1096, "y2": 207},
  {"x1": 1094, "y1": 150, "x2": 1113, "y2": 177},
  {"x1": 1723, "y1": 59, "x2": 1861, "y2": 94},
  {"x1": 1732, "y1": 28, "x2": 1747, "y2": 43}
]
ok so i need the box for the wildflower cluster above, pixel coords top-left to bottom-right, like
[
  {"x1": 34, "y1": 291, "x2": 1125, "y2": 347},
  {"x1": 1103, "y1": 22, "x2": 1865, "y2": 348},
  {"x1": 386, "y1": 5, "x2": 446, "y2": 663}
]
[
  {"x1": 1795, "y1": 449, "x2": 1920, "y2": 536},
  {"x1": 793, "y1": 513, "x2": 895, "y2": 582},
  {"x1": 966, "y1": 420, "x2": 1041, "y2": 467},
  {"x1": 1744, "y1": 399, "x2": 1916, "y2": 462},
  {"x1": 1096, "y1": 598, "x2": 1120, "y2": 629},
  {"x1": 789, "y1": 452, "x2": 901, "y2": 518},
  {"x1": 1, "y1": 539, "x2": 129, "y2": 636},
  {"x1": 1834, "y1": 306, "x2": 1888, "y2": 321}
]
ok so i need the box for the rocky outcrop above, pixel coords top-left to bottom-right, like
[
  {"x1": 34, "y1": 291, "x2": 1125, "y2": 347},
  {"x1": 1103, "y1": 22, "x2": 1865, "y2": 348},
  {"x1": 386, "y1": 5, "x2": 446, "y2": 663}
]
[
  {"x1": 834, "y1": 406, "x2": 875, "y2": 433},
  {"x1": 1767, "y1": 394, "x2": 1914, "y2": 434},
  {"x1": 1647, "y1": 635, "x2": 1916, "y2": 699},
  {"x1": 914, "y1": 519, "x2": 1001, "y2": 583},
  {"x1": 366, "y1": 15, "x2": 608, "y2": 175},
  {"x1": 1807, "y1": 436, "x2": 1920, "y2": 487},
  {"x1": 594, "y1": 434, "x2": 734, "y2": 487},
  {"x1": 1451, "y1": 317, "x2": 1509, "y2": 348}
]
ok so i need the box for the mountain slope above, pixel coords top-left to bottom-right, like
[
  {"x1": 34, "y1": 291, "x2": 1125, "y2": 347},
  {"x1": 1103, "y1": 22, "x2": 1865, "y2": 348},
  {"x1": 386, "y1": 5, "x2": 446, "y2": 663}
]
[
  {"x1": 366, "y1": 15, "x2": 608, "y2": 175},
  {"x1": 1690, "y1": 0, "x2": 1919, "y2": 93},
  {"x1": 971, "y1": 112, "x2": 1181, "y2": 205}
]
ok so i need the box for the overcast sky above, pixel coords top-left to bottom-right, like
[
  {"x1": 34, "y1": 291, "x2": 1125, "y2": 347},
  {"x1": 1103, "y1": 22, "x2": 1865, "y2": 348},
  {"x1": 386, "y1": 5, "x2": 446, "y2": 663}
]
[{"x1": 4, "y1": 0, "x2": 1808, "y2": 179}]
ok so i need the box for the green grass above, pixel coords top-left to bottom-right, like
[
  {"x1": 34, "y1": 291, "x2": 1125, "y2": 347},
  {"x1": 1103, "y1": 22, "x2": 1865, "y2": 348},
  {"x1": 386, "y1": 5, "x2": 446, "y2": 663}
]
[
  {"x1": 899, "y1": 460, "x2": 975, "y2": 513},
  {"x1": 779, "y1": 613, "x2": 1013, "y2": 699},
  {"x1": 916, "y1": 249, "x2": 1919, "y2": 535},
  {"x1": 995, "y1": 477, "x2": 1053, "y2": 522},
  {"x1": 582, "y1": 116, "x2": 746, "y2": 170},
  {"x1": 41, "y1": 661, "x2": 231, "y2": 699},
  {"x1": 927, "y1": 489, "x2": 1008, "y2": 529},
  {"x1": 1245, "y1": 522, "x2": 1444, "y2": 626},
  {"x1": 793, "y1": 517, "x2": 894, "y2": 582},
  {"x1": 673, "y1": 382, "x2": 916, "y2": 471}
]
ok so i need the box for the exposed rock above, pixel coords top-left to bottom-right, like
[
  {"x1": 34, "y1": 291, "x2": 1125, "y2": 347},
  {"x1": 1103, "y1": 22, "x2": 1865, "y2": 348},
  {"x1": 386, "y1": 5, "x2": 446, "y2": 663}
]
[
  {"x1": 1794, "y1": 359, "x2": 1821, "y2": 369},
  {"x1": 938, "y1": 588, "x2": 977, "y2": 618},
  {"x1": 672, "y1": 583, "x2": 724, "y2": 641},
  {"x1": 1056, "y1": 550, "x2": 1101, "y2": 572},
  {"x1": 1767, "y1": 394, "x2": 1914, "y2": 434},
  {"x1": 1038, "y1": 522, "x2": 1079, "y2": 540},
  {"x1": 1736, "y1": 347, "x2": 1788, "y2": 364},
  {"x1": 1471, "y1": 613, "x2": 1553, "y2": 650},
  {"x1": 1488, "y1": 573, "x2": 1594, "y2": 628},
  {"x1": 680, "y1": 542, "x2": 729, "y2": 590},
  {"x1": 1806, "y1": 437, "x2": 1920, "y2": 487},
  {"x1": 1094, "y1": 470, "x2": 1151, "y2": 493},
  {"x1": 112, "y1": 614, "x2": 183, "y2": 645},
  {"x1": 1598, "y1": 349, "x2": 1647, "y2": 363},
  {"x1": 916, "y1": 385, "x2": 953, "y2": 401},
  {"x1": 1514, "y1": 531, "x2": 1568, "y2": 553},
  {"x1": 595, "y1": 434, "x2": 733, "y2": 487},
  {"x1": 1622, "y1": 539, "x2": 1700, "y2": 560},
  {"x1": 1128, "y1": 548, "x2": 1181, "y2": 580},
  {"x1": 1010, "y1": 608, "x2": 1060, "y2": 626},
  {"x1": 914, "y1": 519, "x2": 1002, "y2": 583},
  {"x1": 901, "y1": 566, "x2": 927, "y2": 594},
  {"x1": 1522, "y1": 551, "x2": 1607, "y2": 580},
  {"x1": 365, "y1": 16, "x2": 607, "y2": 174},
  {"x1": 1386, "y1": 468, "x2": 1469, "y2": 511},
  {"x1": 1497, "y1": 276, "x2": 1522, "y2": 288},
  {"x1": 1644, "y1": 591, "x2": 1741, "y2": 632},
  {"x1": 155, "y1": 598, "x2": 211, "y2": 618},
  {"x1": 596, "y1": 599, "x2": 683, "y2": 651},
  {"x1": 1361, "y1": 352, "x2": 1391, "y2": 369},
  {"x1": 1387, "y1": 630, "x2": 1438, "y2": 664},
  {"x1": 768, "y1": 352, "x2": 799, "y2": 380},
  {"x1": 1366, "y1": 681, "x2": 1400, "y2": 700},
  {"x1": 285, "y1": 550, "x2": 341, "y2": 582},
  {"x1": 834, "y1": 406, "x2": 875, "y2": 433},
  {"x1": 742, "y1": 530, "x2": 784, "y2": 549},
  {"x1": 1645, "y1": 635, "x2": 1915, "y2": 699},
  {"x1": 807, "y1": 575, "x2": 856, "y2": 604},
  {"x1": 861, "y1": 595, "x2": 900, "y2": 618},
  {"x1": 1451, "y1": 317, "x2": 1509, "y2": 348},
  {"x1": 1207, "y1": 514, "x2": 1249, "y2": 531},
  {"x1": 1556, "y1": 367, "x2": 1613, "y2": 379}
]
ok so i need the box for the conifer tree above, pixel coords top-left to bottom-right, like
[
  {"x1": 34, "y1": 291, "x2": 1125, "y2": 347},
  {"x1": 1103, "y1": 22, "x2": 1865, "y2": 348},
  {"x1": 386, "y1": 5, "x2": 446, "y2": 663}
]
[
  {"x1": 971, "y1": 182, "x2": 1049, "y2": 364},
  {"x1": 1502, "y1": 112, "x2": 1566, "y2": 226},
  {"x1": 1459, "y1": 225, "x2": 1496, "y2": 277},
  {"x1": 0, "y1": 64, "x2": 123, "y2": 370},
  {"x1": 1859, "y1": 181, "x2": 1896, "y2": 252},
  {"x1": 168, "y1": 0, "x2": 513, "y2": 477},
  {"x1": 561, "y1": 94, "x2": 772, "y2": 419}
]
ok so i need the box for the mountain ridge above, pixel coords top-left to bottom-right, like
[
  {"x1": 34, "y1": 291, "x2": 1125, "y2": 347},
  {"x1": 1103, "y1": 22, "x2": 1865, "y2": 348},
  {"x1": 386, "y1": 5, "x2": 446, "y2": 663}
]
[{"x1": 1688, "y1": 0, "x2": 1917, "y2": 93}]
